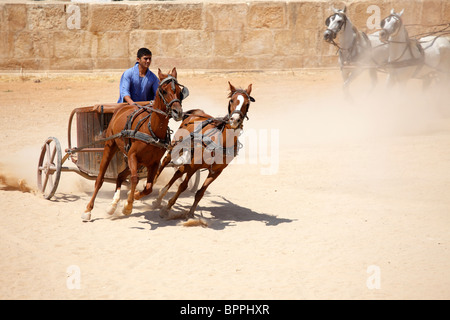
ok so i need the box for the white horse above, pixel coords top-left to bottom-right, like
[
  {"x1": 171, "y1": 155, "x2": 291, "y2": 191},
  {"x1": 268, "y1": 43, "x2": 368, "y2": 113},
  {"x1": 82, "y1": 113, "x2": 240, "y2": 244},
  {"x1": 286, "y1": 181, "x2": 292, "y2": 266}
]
[
  {"x1": 323, "y1": 6, "x2": 389, "y2": 99},
  {"x1": 379, "y1": 9, "x2": 450, "y2": 88}
]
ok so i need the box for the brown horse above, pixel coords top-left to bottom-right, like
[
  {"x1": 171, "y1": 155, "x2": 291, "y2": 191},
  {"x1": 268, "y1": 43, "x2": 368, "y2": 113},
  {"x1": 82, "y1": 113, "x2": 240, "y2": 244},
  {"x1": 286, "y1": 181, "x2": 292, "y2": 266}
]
[
  {"x1": 152, "y1": 81, "x2": 255, "y2": 220},
  {"x1": 81, "y1": 68, "x2": 187, "y2": 221}
]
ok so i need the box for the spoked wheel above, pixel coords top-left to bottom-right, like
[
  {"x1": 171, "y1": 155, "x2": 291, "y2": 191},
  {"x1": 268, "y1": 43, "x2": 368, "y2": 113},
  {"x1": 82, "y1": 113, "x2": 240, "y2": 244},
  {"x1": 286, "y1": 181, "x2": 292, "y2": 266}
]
[{"x1": 37, "y1": 137, "x2": 62, "y2": 199}]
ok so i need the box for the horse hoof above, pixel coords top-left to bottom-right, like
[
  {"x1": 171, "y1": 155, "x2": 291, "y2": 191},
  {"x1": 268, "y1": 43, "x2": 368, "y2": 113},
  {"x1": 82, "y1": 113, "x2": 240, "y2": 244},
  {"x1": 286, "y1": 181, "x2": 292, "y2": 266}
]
[
  {"x1": 122, "y1": 207, "x2": 132, "y2": 215},
  {"x1": 152, "y1": 199, "x2": 163, "y2": 209},
  {"x1": 122, "y1": 201, "x2": 132, "y2": 215},
  {"x1": 181, "y1": 209, "x2": 194, "y2": 219},
  {"x1": 160, "y1": 207, "x2": 169, "y2": 218},
  {"x1": 106, "y1": 204, "x2": 117, "y2": 216},
  {"x1": 81, "y1": 212, "x2": 91, "y2": 221}
]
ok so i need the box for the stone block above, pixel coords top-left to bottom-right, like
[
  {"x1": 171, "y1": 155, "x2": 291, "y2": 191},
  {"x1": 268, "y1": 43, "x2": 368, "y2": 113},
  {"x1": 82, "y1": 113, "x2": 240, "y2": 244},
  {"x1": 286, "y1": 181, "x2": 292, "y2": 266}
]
[
  {"x1": 13, "y1": 31, "x2": 33, "y2": 58},
  {"x1": 291, "y1": 1, "x2": 326, "y2": 31},
  {"x1": 31, "y1": 31, "x2": 52, "y2": 59},
  {"x1": 181, "y1": 30, "x2": 213, "y2": 57},
  {"x1": 241, "y1": 29, "x2": 274, "y2": 56},
  {"x1": 213, "y1": 31, "x2": 242, "y2": 56},
  {"x1": 5, "y1": 4, "x2": 27, "y2": 32},
  {"x1": 421, "y1": 0, "x2": 444, "y2": 25},
  {"x1": 248, "y1": 2, "x2": 286, "y2": 29},
  {"x1": 443, "y1": 1, "x2": 450, "y2": 23},
  {"x1": 140, "y1": 3, "x2": 203, "y2": 30},
  {"x1": 129, "y1": 30, "x2": 161, "y2": 58},
  {"x1": 159, "y1": 31, "x2": 184, "y2": 57},
  {"x1": 273, "y1": 29, "x2": 302, "y2": 56},
  {"x1": 88, "y1": 4, "x2": 138, "y2": 32},
  {"x1": 96, "y1": 31, "x2": 129, "y2": 59},
  {"x1": 205, "y1": 3, "x2": 248, "y2": 32},
  {"x1": 0, "y1": 32, "x2": 11, "y2": 59},
  {"x1": 27, "y1": 3, "x2": 66, "y2": 31},
  {"x1": 52, "y1": 30, "x2": 94, "y2": 59},
  {"x1": 297, "y1": 29, "x2": 321, "y2": 57}
]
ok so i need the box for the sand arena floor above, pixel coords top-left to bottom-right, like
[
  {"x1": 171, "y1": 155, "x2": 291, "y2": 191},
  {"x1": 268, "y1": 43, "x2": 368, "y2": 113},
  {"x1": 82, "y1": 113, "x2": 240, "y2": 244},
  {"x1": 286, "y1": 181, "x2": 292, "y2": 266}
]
[{"x1": 0, "y1": 69, "x2": 449, "y2": 299}]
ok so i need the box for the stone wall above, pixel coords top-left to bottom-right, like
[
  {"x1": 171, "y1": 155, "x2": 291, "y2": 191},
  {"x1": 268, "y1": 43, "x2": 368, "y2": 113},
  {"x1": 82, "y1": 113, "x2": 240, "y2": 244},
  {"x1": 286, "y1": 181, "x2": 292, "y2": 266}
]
[{"x1": 0, "y1": 0, "x2": 449, "y2": 71}]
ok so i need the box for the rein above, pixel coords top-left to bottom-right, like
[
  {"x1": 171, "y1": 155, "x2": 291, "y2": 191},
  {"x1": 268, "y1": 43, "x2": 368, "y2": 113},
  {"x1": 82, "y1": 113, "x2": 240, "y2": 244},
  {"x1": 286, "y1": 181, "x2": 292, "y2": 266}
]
[
  {"x1": 120, "y1": 76, "x2": 188, "y2": 152},
  {"x1": 381, "y1": 15, "x2": 425, "y2": 71},
  {"x1": 122, "y1": 102, "x2": 172, "y2": 152},
  {"x1": 156, "y1": 75, "x2": 187, "y2": 117},
  {"x1": 325, "y1": 13, "x2": 369, "y2": 66}
]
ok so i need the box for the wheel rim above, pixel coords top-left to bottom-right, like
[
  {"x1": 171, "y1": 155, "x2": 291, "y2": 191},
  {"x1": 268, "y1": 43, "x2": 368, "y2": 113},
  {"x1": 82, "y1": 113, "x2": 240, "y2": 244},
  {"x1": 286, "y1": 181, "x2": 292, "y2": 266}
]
[{"x1": 37, "y1": 137, "x2": 62, "y2": 199}]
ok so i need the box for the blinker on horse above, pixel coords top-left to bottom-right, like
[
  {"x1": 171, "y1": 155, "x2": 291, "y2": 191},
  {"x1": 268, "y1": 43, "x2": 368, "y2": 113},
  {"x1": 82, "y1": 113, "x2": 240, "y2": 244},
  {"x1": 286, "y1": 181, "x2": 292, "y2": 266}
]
[
  {"x1": 152, "y1": 82, "x2": 255, "y2": 221},
  {"x1": 81, "y1": 68, "x2": 187, "y2": 221}
]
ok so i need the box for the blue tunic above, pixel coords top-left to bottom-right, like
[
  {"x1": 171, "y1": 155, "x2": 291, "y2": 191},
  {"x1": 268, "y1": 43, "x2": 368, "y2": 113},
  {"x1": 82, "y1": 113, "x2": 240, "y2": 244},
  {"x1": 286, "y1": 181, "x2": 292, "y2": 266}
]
[{"x1": 117, "y1": 63, "x2": 159, "y2": 103}]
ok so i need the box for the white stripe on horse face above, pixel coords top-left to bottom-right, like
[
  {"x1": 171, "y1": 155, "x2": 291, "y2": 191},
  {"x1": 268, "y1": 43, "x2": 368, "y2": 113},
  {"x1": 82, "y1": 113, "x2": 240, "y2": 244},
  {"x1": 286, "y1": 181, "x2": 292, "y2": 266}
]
[
  {"x1": 236, "y1": 95, "x2": 244, "y2": 112},
  {"x1": 231, "y1": 95, "x2": 244, "y2": 122}
]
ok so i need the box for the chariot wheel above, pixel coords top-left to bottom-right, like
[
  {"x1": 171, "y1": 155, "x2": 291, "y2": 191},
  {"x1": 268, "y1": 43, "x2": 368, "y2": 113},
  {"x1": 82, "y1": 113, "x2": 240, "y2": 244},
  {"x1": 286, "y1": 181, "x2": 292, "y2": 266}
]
[{"x1": 37, "y1": 137, "x2": 62, "y2": 200}]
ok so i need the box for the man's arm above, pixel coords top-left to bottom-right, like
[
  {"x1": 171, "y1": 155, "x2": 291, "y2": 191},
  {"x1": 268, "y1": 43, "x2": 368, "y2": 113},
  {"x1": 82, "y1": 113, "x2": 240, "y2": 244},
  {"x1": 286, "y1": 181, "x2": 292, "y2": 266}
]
[
  {"x1": 119, "y1": 70, "x2": 134, "y2": 104},
  {"x1": 150, "y1": 77, "x2": 159, "y2": 101}
]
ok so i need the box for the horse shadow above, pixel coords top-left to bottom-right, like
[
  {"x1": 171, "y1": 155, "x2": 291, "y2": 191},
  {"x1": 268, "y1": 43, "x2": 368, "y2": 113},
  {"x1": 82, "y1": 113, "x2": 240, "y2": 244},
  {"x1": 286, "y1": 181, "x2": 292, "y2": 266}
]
[{"x1": 126, "y1": 194, "x2": 294, "y2": 231}]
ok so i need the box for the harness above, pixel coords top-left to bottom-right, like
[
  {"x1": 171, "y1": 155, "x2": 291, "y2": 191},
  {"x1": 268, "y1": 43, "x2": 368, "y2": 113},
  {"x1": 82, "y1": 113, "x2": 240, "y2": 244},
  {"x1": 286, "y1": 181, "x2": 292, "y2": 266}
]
[
  {"x1": 119, "y1": 75, "x2": 189, "y2": 153},
  {"x1": 121, "y1": 102, "x2": 172, "y2": 152},
  {"x1": 381, "y1": 14, "x2": 425, "y2": 75},
  {"x1": 171, "y1": 90, "x2": 255, "y2": 164},
  {"x1": 176, "y1": 117, "x2": 241, "y2": 160},
  {"x1": 325, "y1": 13, "x2": 371, "y2": 66}
]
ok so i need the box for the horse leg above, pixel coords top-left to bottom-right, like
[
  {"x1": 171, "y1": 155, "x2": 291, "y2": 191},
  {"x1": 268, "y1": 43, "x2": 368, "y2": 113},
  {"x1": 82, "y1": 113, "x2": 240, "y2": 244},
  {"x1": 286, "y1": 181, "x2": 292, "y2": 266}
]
[
  {"x1": 156, "y1": 166, "x2": 186, "y2": 212},
  {"x1": 134, "y1": 162, "x2": 159, "y2": 200},
  {"x1": 343, "y1": 68, "x2": 365, "y2": 102},
  {"x1": 341, "y1": 67, "x2": 352, "y2": 101},
  {"x1": 106, "y1": 166, "x2": 130, "y2": 215},
  {"x1": 368, "y1": 68, "x2": 378, "y2": 95},
  {"x1": 185, "y1": 169, "x2": 223, "y2": 219},
  {"x1": 82, "y1": 142, "x2": 118, "y2": 221},
  {"x1": 122, "y1": 153, "x2": 139, "y2": 215},
  {"x1": 159, "y1": 167, "x2": 195, "y2": 218},
  {"x1": 153, "y1": 150, "x2": 173, "y2": 185}
]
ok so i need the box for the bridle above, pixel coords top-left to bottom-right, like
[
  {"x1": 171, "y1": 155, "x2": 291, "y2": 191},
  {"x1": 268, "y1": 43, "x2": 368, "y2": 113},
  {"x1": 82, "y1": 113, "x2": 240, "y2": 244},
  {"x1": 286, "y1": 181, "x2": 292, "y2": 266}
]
[
  {"x1": 380, "y1": 14, "x2": 403, "y2": 38},
  {"x1": 325, "y1": 12, "x2": 367, "y2": 65},
  {"x1": 227, "y1": 90, "x2": 255, "y2": 124},
  {"x1": 157, "y1": 75, "x2": 189, "y2": 118},
  {"x1": 325, "y1": 12, "x2": 348, "y2": 45},
  {"x1": 379, "y1": 13, "x2": 425, "y2": 70}
]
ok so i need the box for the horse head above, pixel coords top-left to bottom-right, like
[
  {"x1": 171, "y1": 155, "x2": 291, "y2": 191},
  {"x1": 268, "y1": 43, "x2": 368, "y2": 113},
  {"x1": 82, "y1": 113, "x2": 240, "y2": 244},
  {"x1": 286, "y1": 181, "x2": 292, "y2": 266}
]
[
  {"x1": 324, "y1": 6, "x2": 347, "y2": 43},
  {"x1": 379, "y1": 9, "x2": 405, "y2": 43},
  {"x1": 227, "y1": 82, "x2": 255, "y2": 130},
  {"x1": 157, "y1": 67, "x2": 189, "y2": 121}
]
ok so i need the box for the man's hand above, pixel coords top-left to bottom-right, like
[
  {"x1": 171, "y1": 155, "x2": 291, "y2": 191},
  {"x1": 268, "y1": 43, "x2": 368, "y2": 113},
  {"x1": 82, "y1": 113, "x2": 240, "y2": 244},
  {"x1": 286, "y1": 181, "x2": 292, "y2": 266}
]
[{"x1": 124, "y1": 95, "x2": 134, "y2": 105}]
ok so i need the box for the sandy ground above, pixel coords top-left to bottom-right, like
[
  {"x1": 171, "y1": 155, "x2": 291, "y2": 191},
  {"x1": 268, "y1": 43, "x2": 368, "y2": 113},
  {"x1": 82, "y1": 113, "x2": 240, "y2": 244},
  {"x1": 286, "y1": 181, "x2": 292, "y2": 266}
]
[{"x1": 0, "y1": 68, "x2": 449, "y2": 300}]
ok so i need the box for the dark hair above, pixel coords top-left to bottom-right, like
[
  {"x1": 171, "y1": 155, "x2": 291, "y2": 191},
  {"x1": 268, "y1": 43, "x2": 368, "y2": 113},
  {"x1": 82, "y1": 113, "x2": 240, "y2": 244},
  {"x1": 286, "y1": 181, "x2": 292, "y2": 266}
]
[{"x1": 137, "y1": 48, "x2": 152, "y2": 59}]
